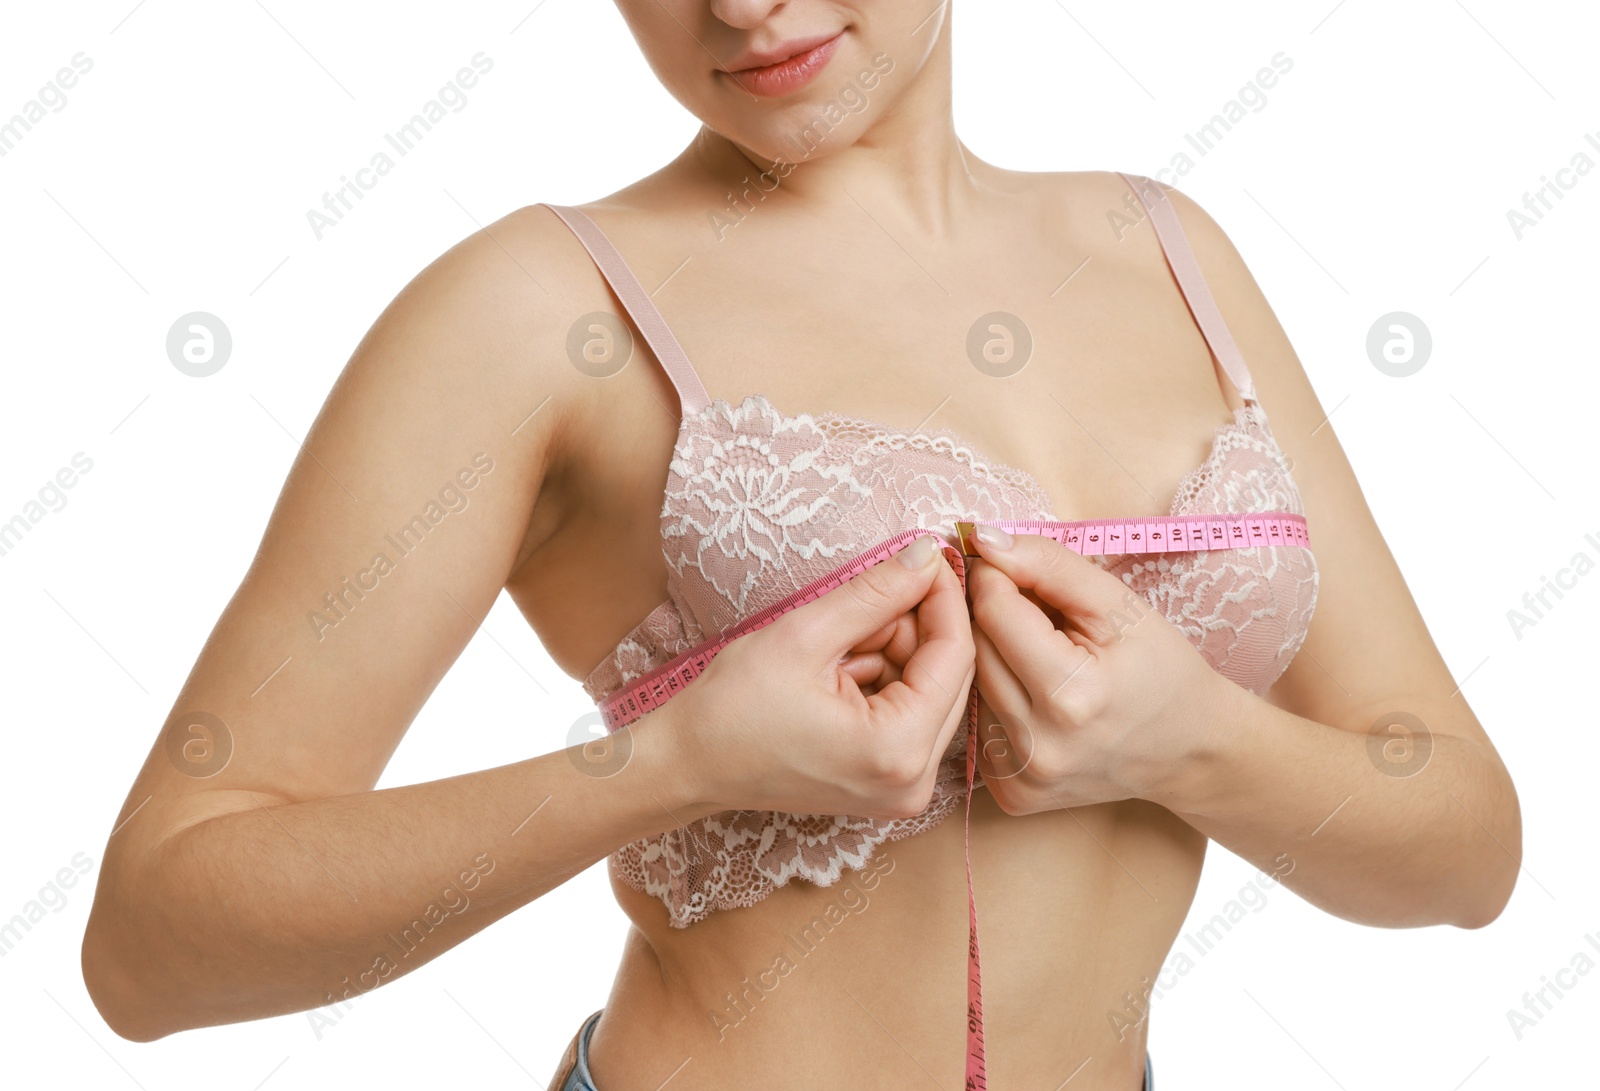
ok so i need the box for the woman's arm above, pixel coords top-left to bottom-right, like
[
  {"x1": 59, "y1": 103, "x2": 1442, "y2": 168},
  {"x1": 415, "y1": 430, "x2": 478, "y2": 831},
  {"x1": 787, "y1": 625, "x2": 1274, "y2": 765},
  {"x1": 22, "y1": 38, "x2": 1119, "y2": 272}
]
[
  {"x1": 86, "y1": 715, "x2": 712, "y2": 1041},
  {"x1": 81, "y1": 204, "x2": 982, "y2": 1043},
  {"x1": 1143, "y1": 187, "x2": 1521, "y2": 930},
  {"x1": 965, "y1": 181, "x2": 1518, "y2": 931},
  {"x1": 79, "y1": 209, "x2": 715, "y2": 1041}
]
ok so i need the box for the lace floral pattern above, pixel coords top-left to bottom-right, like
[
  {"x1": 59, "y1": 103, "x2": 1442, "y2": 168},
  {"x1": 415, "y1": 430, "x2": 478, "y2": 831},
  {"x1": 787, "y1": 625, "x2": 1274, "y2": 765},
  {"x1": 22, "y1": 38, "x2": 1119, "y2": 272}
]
[
  {"x1": 1092, "y1": 401, "x2": 1320, "y2": 695},
  {"x1": 582, "y1": 394, "x2": 1318, "y2": 927}
]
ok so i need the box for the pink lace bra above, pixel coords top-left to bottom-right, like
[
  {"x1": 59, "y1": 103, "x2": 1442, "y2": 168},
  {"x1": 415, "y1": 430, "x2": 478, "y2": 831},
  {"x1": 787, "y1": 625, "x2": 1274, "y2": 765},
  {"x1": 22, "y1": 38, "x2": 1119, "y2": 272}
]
[{"x1": 542, "y1": 172, "x2": 1319, "y2": 929}]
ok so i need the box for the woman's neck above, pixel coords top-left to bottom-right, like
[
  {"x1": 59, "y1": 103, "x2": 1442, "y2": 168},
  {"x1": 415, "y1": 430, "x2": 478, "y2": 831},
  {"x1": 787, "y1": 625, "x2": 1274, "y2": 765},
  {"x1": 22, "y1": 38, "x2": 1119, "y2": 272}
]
[{"x1": 675, "y1": 20, "x2": 995, "y2": 243}]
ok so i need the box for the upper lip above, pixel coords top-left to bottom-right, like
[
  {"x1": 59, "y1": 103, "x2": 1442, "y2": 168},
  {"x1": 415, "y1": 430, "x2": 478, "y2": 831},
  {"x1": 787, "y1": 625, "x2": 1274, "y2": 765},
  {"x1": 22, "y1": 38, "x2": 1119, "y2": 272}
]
[{"x1": 721, "y1": 30, "x2": 840, "y2": 73}]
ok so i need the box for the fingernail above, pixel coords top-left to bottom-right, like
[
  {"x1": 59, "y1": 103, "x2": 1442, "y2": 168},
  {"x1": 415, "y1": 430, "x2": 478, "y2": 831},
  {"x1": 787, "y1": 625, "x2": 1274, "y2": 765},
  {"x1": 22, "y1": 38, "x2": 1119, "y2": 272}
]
[
  {"x1": 974, "y1": 523, "x2": 1013, "y2": 550},
  {"x1": 898, "y1": 534, "x2": 938, "y2": 568}
]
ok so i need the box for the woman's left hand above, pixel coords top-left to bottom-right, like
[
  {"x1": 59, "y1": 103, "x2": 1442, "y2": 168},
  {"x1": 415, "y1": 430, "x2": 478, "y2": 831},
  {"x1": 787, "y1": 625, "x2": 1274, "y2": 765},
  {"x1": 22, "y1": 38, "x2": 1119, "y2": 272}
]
[{"x1": 964, "y1": 523, "x2": 1240, "y2": 815}]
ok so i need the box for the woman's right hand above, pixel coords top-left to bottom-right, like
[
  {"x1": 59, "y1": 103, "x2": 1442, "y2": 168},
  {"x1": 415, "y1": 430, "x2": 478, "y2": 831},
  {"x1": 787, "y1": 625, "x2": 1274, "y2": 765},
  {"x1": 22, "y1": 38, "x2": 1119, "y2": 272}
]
[{"x1": 664, "y1": 533, "x2": 977, "y2": 820}]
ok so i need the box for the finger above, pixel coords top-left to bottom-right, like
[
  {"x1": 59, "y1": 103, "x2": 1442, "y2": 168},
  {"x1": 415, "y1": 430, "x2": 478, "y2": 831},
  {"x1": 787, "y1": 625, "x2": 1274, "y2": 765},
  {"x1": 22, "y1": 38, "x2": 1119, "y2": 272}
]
[
  {"x1": 972, "y1": 622, "x2": 1028, "y2": 721},
  {"x1": 866, "y1": 544, "x2": 975, "y2": 740},
  {"x1": 839, "y1": 652, "x2": 887, "y2": 688},
  {"x1": 785, "y1": 534, "x2": 950, "y2": 664},
  {"x1": 853, "y1": 576, "x2": 938, "y2": 674},
  {"x1": 1023, "y1": 588, "x2": 1069, "y2": 632},
  {"x1": 969, "y1": 558, "x2": 1098, "y2": 706},
  {"x1": 870, "y1": 613, "x2": 921, "y2": 672},
  {"x1": 967, "y1": 529, "x2": 1131, "y2": 644},
  {"x1": 845, "y1": 613, "x2": 910, "y2": 658},
  {"x1": 840, "y1": 646, "x2": 908, "y2": 689},
  {"x1": 910, "y1": 656, "x2": 977, "y2": 787}
]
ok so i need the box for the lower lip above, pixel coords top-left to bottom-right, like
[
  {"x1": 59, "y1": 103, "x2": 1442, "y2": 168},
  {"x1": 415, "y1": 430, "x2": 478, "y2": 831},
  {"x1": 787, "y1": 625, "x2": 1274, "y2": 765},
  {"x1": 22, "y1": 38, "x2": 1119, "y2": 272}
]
[{"x1": 726, "y1": 33, "x2": 843, "y2": 97}]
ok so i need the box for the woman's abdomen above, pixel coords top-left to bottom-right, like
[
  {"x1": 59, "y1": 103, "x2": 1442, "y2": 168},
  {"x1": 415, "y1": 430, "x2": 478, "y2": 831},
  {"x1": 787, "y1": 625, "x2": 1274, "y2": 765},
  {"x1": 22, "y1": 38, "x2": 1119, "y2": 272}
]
[{"x1": 588, "y1": 787, "x2": 1204, "y2": 1090}]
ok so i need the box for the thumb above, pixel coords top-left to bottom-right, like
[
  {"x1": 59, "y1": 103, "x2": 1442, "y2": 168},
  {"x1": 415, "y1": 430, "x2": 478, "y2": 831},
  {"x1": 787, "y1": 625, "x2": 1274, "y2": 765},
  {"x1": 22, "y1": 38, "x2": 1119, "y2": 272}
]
[
  {"x1": 967, "y1": 524, "x2": 1134, "y2": 644},
  {"x1": 784, "y1": 534, "x2": 956, "y2": 663}
]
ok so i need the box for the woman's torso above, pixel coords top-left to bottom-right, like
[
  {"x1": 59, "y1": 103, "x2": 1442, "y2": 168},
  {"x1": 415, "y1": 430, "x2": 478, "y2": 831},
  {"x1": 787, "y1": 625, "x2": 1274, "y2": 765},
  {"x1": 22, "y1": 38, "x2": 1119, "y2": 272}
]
[{"x1": 506, "y1": 168, "x2": 1272, "y2": 1089}]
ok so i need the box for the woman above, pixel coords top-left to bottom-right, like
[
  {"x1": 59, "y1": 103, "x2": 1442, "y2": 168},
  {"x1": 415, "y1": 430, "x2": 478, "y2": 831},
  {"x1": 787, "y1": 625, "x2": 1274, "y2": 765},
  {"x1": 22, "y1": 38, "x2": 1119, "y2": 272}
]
[{"x1": 82, "y1": 3, "x2": 1520, "y2": 1089}]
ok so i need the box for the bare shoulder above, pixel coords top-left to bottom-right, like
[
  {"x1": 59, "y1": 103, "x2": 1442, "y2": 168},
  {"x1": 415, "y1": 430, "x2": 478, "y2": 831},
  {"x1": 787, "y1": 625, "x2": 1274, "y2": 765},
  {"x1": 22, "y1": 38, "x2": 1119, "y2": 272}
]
[
  {"x1": 1034, "y1": 170, "x2": 1330, "y2": 442},
  {"x1": 389, "y1": 200, "x2": 607, "y2": 380},
  {"x1": 1021, "y1": 168, "x2": 1206, "y2": 289},
  {"x1": 99, "y1": 203, "x2": 621, "y2": 841},
  {"x1": 350, "y1": 201, "x2": 601, "y2": 425},
  {"x1": 1119, "y1": 175, "x2": 1308, "y2": 400},
  {"x1": 380, "y1": 202, "x2": 625, "y2": 566}
]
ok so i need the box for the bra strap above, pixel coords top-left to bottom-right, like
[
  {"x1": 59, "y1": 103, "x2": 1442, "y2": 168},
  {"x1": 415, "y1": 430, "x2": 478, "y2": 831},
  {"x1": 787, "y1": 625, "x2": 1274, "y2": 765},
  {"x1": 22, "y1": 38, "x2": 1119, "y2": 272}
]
[
  {"x1": 1116, "y1": 172, "x2": 1258, "y2": 405},
  {"x1": 540, "y1": 203, "x2": 712, "y2": 418}
]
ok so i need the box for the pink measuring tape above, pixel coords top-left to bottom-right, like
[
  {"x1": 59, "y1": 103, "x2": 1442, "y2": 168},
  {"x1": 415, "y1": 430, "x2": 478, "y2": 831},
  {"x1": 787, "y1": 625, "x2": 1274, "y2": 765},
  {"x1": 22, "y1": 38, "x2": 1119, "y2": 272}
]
[{"x1": 598, "y1": 512, "x2": 1309, "y2": 1088}]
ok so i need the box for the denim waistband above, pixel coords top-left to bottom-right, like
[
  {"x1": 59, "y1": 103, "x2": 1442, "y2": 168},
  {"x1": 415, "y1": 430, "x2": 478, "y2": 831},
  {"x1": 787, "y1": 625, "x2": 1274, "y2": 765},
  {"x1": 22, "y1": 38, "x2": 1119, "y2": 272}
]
[
  {"x1": 558, "y1": 1009, "x2": 602, "y2": 1091},
  {"x1": 558, "y1": 1009, "x2": 1153, "y2": 1090}
]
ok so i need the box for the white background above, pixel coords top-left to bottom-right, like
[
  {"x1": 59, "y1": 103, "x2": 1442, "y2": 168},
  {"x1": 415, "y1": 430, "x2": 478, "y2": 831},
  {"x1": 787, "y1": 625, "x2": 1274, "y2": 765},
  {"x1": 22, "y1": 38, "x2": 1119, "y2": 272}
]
[{"x1": 1, "y1": 1, "x2": 1594, "y2": 1088}]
